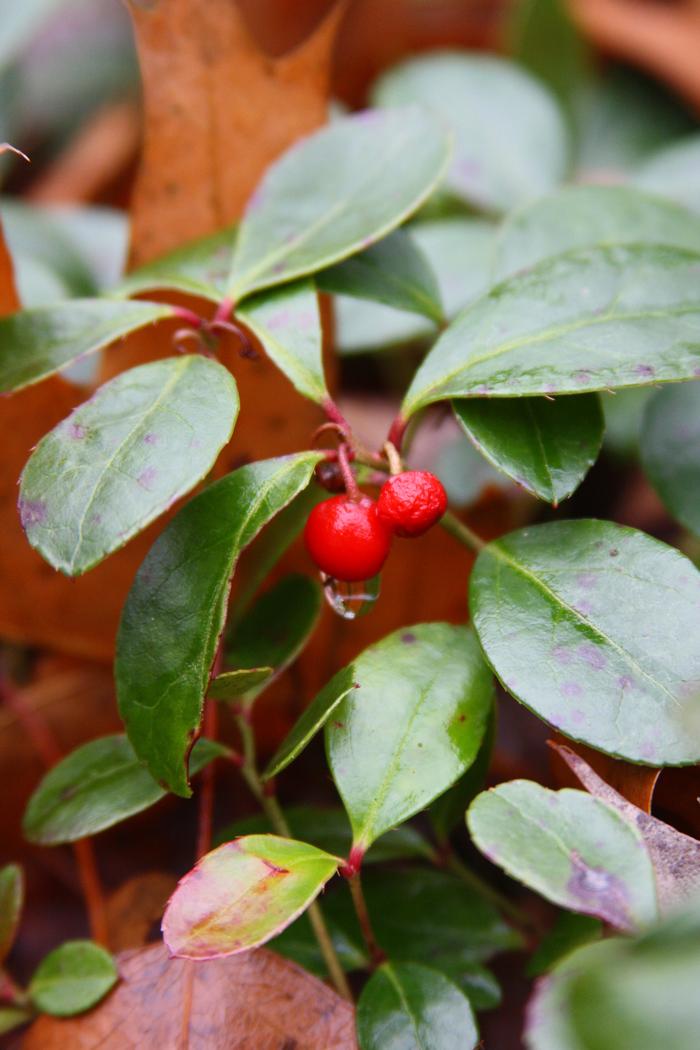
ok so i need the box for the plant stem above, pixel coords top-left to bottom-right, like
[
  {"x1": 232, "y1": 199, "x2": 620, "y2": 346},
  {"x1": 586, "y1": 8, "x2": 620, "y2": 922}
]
[
  {"x1": 337, "y1": 442, "x2": 360, "y2": 500},
  {"x1": 347, "y1": 871, "x2": 384, "y2": 968},
  {"x1": 0, "y1": 674, "x2": 109, "y2": 946},
  {"x1": 440, "y1": 509, "x2": 485, "y2": 553},
  {"x1": 234, "y1": 713, "x2": 352, "y2": 1000}
]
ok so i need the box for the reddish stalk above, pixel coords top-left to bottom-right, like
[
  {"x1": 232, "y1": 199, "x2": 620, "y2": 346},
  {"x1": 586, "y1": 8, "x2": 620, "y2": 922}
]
[
  {"x1": 337, "y1": 442, "x2": 361, "y2": 501},
  {"x1": 387, "y1": 414, "x2": 408, "y2": 453},
  {"x1": 346, "y1": 870, "x2": 384, "y2": 968},
  {"x1": 171, "y1": 304, "x2": 204, "y2": 328},
  {"x1": 0, "y1": 677, "x2": 108, "y2": 946},
  {"x1": 321, "y1": 397, "x2": 352, "y2": 437}
]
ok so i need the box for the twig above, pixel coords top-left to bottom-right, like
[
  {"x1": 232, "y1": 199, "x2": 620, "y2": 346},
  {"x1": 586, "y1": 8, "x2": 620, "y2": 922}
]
[
  {"x1": 346, "y1": 871, "x2": 384, "y2": 968},
  {"x1": 440, "y1": 509, "x2": 485, "y2": 553}
]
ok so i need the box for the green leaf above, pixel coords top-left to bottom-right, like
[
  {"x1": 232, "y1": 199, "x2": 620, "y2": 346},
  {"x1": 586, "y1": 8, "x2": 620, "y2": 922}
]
[
  {"x1": 634, "y1": 134, "x2": 700, "y2": 215},
  {"x1": 0, "y1": 864, "x2": 23, "y2": 964},
  {"x1": 162, "y1": 834, "x2": 340, "y2": 959},
  {"x1": 116, "y1": 453, "x2": 322, "y2": 796},
  {"x1": 113, "y1": 226, "x2": 234, "y2": 302},
  {"x1": 430, "y1": 707, "x2": 496, "y2": 841},
  {"x1": 510, "y1": 0, "x2": 589, "y2": 119},
  {"x1": 29, "y1": 940, "x2": 118, "y2": 1017},
  {"x1": 470, "y1": 519, "x2": 700, "y2": 764},
  {"x1": 225, "y1": 573, "x2": 322, "y2": 704},
  {"x1": 1, "y1": 199, "x2": 100, "y2": 300},
  {"x1": 22, "y1": 735, "x2": 225, "y2": 845},
  {"x1": 263, "y1": 666, "x2": 357, "y2": 780},
  {"x1": 403, "y1": 244, "x2": 700, "y2": 417},
  {"x1": 454, "y1": 394, "x2": 603, "y2": 504},
  {"x1": 468, "y1": 781, "x2": 658, "y2": 929},
  {"x1": 0, "y1": 0, "x2": 65, "y2": 70},
  {"x1": 641, "y1": 383, "x2": 700, "y2": 537},
  {"x1": 208, "y1": 668, "x2": 273, "y2": 701},
  {"x1": 335, "y1": 217, "x2": 494, "y2": 355},
  {"x1": 527, "y1": 911, "x2": 603, "y2": 977},
  {"x1": 235, "y1": 279, "x2": 327, "y2": 402},
  {"x1": 317, "y1": 228, "x2": 443, "y2": 322},
  {"x1": 326, "y1": 624, "x2": 493, "y2": 850},
  {"x1": 357, "y1": 962, "x2": 479, "y2": 1050},
  {"x1": 565, "y1": 903, "x2": 700, "y2": 1050},
  {"x1": 492, "y1": 184, "x2": 700, "y2": 282},
  {"x1": 215, "y1": 808, "x2": 432, "y2": 866},
  {"x1": 270, "y1": 905, "x2": 368, "y2": 977},
  {"x1": 0, "y1": 1007, "x2": 32, "y2": 1036},
  {"x1": 19, "y1": 356, "x2": 239, "y2": 575},
  {"x1": 227, "y1": 107, "x2": 451, "y2": 299},
  {"x1": 0, "y1": 298, "x2": 174, "y2": 393},
  {"x1": 372, "y1": 52, "x2": 568, "y2": 214}
]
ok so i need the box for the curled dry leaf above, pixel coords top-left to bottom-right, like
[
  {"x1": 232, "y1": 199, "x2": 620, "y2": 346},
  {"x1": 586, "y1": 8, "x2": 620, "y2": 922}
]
[
  {"x1": 23, "y1": 942, "x2": 357, "y2": 1049},
  {"x1": 105, "y1": 873, "x2": 177, "y2": 953},
  {"x1": 550, "y1": 733, "x2": 660, "y2": 813},
  {"x1": 552, "y1": 741, "x2": 700, "y2": 912}
]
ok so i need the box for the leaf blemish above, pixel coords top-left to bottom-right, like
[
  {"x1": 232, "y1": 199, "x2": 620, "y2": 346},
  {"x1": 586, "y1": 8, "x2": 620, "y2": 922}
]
[
  {"x1": 578, "y1": 643, "x2": 606, "y2": 670},
  {"x1": 19, "y1": 497, "x2": 48, "y2": 527},
  {"x1": 567, "y1": 850, "x2": 631, "y2": 929},
  {"x1": 401, "y1": 632, "x2": 417, "y2": 644},
  {"x1": 68, "y1": 422, "x2": 86, "y2": 439},
  {"x1": 143, "y1": 432, "x2": 159, "y2": 445},
  {"x1": 562, "y1": 682, "x2": 583, "y2": 698},
  {"x1": 137, "y1": 466, "x2": 158, "y2": 490}
]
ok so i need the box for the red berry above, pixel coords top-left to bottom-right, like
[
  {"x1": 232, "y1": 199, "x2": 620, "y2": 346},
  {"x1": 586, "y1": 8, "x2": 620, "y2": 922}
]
[
  {"x1": 377, "y1": 470, "x2": 447, "y2": 538},
  {"x1": 304, "y1": 496, "x2": 392, "y2": 582}
]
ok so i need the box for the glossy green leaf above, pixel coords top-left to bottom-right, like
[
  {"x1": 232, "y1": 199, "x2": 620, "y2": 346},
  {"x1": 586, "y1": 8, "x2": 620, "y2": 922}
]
[
  {"x1": 527, "y1": 912, "x2": 603, "y2": 977},
  {"x1": 208, "y1": 668, "x2": 273, "y2": 701},
  {"x1": 373, "y1": 52, "x2": 568, "y2": 214},
  {"x1": 0, "y1": 298, "x2": 174, "y2": 393},
  {"x1": 357, "y1": 962, "x2": 479, "y2": 1050},
  {"x1": 433, "y1": 431, "x2": 509, "y2": 509},
  {"x1": 566, "y1": 904, "x2": 700, "y2": 1050},
  {"x1": 116, "y1": 453, "x2": 322, "y2": 795},
  {"x1": 236, "y1": 279, "x2": 327, "y2": 403},
  {"x1": 335, "y1": 217, "x2": 494, "y2": 355},
  {"x1": 23, "y1": 735, "x2": 225, "y2": 845},
  {"x1": 641, "y1": 383, "x2": 700, "y2": 537},
  {"x1": 227, "y1": 107, "x2": 451, "y2": 298},
  {"x1": 493, "y1": 185, "x2": 700, "y2": 282},
  {"x1": 430, "y1": 708, "x2": 496, "y2": 841},
  {"x1": 216, "y1": 808, "x2": 432, "y2": 866},
  {"x1": 19, "y1": 356, "x2": 239, "y2": 575},
  {"x1": 270, "y1": 904, "x2": 368, "y2": 977},
  {"x1": 470, "y1": 519, "x2": 700, "y2": 764},
  {"x1": 468, "y1": 781, "x2": 658, "y2": 929},
  {"x1": 403, "y1": 244, "x2": 700, "y2": 416},
  {"x1": 263, "y1": 666, "x2": 357, "y2": 780},
  {"x1": 1, "y1": 199, "x2": 99, "y2": 301},
  {"x1": 114, "y1": 226, "x2": 234, "y2": 302},
  {"x1": 454, "y1": 394, "x2": 603, "y2": 504},
  {"x1": 226, "y1": 573, "x2": 322, "y2": 701},
  {"x1": 510, "y1": 0, "x2": 589, "y2": 118},
  {"x1": 0, "y1": 864, "x2": 23, "y2": 964},
  {"x1": 318, "y1": 228, "x2": 443, "y2": 322},
  {"x1": 29, "y1": 940, "x2": 118, "y2": 1017},
  {"x1": 162, "y1": 834, "x2": 340, "y2": 959},
  {"x1": 0, "y1": 1007, "x2": 32, "y2": 1036},
  {"x1": 326, "y1": 624, "x2": 493, "y2": 849},
  {"x1": 634, "y1": 134, "x2": 700, "y2": 215}
]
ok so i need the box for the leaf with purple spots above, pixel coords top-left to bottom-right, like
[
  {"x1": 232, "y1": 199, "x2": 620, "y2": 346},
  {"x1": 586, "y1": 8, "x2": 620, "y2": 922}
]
[
  {"x1": 19, "y1": 355, "x2": 239, "y2": 575},
  {"x1": 235, "y1": 279, "x2": 327, "y2": 402},
  {"x1": 226, "y1": 108, "x2": 451, "y2": 299},
  {"x1": 402, "y1": 244, "x2": 700, "y2": 416},
  {"x1": 468, "y1": 780, "x2": 658, "y2": 929},
  {"x1": 454, "y1": 394, "x2": 604, "y2": 504},
  {"x1": 641, "y1": 382, "x2": 700, "y2": 538},
  {"x1": 162, "y1": 835, "x2": 340, "y2": 959},
  {"x1": 470, "y1": 519, "x2": 700, "y2": 764},
  {"x1": 0, "y1": 298, "x2": 174, "y2": 393}
]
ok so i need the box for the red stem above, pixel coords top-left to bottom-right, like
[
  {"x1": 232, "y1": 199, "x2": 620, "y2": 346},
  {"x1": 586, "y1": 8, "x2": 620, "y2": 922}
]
[
  {"x1": 321, "y1": 397, "x2": 352, "y2": 437},
  {"x1": 213, "y1": 297, "x2": 234, "y2": 325},
  {"x1": 171, "y1": 305, "x2": 204, "y2": 328},
  {"x1": 0, "y1": 678, "x2": 108, "y2": 946},
  {"x1": 387, "y1": 414, "x2": 408, "y2": 453},
  {"x1": 337, "y1": 443, "x2": 361, "y2": 501}
]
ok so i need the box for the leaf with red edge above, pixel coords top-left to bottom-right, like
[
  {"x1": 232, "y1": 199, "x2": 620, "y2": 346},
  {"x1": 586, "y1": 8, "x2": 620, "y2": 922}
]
[{"x1": 162, "y1": 835, "x2": 340, "y2": 960}]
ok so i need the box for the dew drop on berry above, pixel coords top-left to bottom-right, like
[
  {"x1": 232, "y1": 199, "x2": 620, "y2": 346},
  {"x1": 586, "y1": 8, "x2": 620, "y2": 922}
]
[{"x1": 321, "y1": 573, "x2": 380, "y2": 620}]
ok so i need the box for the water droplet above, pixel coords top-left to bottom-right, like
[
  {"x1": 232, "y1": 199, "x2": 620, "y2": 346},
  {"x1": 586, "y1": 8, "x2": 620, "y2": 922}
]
[{"x1": 321, "y1": 574, "x2": 380, "y2": 620}]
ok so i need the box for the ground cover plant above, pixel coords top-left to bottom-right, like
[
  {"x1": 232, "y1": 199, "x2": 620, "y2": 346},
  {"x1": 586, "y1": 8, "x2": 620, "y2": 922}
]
[{"x1": 3, "y1": 1, "x2": 700, "y2": 1047}]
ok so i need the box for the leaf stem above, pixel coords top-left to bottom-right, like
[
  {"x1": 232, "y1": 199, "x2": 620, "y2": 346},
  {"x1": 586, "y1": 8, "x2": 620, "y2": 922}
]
[
  {"x1": 234, "y1": 712, "x2": 353, "y2": 1001},
  {"x1": 346, "y1": 871, "x2": 385, "y2": 968},
  {"x1": 337, "y1": 443, "x2": 360, "y2": 501},
  {"x1": 440, "y1": 509, "x2": 485, "y2": 553}
]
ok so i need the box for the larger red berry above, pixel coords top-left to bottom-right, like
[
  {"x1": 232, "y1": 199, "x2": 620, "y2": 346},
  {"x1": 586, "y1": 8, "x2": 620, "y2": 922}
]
[
  {"x1": 377, "y1": 470, "x2": 447, "y2": 538},
  {"x1": 304, "y1": 496, "x2": 392, "y2": 581}
]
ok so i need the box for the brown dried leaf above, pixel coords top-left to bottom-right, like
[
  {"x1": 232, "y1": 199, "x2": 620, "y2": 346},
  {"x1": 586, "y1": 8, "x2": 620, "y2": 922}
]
[
  {"x1": 106, "y1": 873, "x2": 177, "y2": 953},
  {"x1": 550, "y1": 733, "x2": 660, "y2": 812},
  {"x1": 551, "y1": 741, "x2": 700, "y2": 912},
  {"x1": 23, "y1": 942, "x2": 357, "y2": 1049},
  {"x1": 126, "y1": 0, "x2": 345, "y2": 266}
]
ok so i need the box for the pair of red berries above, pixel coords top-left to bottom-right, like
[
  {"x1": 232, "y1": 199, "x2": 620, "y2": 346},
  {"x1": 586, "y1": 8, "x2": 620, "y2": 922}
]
[{"x1": 304, "y1": 470, "x2": 447, "y2": 582}]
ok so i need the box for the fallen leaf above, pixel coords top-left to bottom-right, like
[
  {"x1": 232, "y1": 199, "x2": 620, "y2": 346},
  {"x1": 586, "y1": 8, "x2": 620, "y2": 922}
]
[
  {"x1": 23, "y1": 942, "x2": 357, "y2": 1049},
  {"x1": 105, "y1": 873, "x2": 177, "y2": 953},
  {"x1": 551, "y1": 741, "x2": 700, "y2": 912},
  {"x1": 550, "y1": 733, "x2": 660, "y2": 812}
]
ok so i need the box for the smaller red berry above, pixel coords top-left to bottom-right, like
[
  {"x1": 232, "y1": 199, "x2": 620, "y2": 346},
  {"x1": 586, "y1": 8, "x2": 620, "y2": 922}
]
[
  {"x1": 304, "y1": 495, "x2": 393, "y2": 582},
  {"x1": 377, "y1": 470, "x2": 447, "y2": 538}
]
